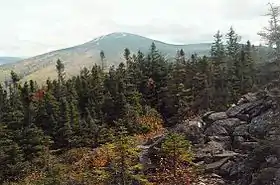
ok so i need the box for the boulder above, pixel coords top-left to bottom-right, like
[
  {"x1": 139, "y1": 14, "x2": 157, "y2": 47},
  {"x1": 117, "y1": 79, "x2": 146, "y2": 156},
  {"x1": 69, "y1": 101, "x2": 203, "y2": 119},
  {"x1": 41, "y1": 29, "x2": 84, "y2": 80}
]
[
  {"x1": 219, "y1": 160, "x2": 235, "y2": 176},
  {"x1": 239, "y1": 142, "x2": 259, "y2": 151},
  {"x1": 233, "y1": 125, "x2": 249, "y2": 137},
  {"x1": 237, "y1": 92, "x2": 258, "y2": 105},
  {"x1": 233, "y1": 136, "x2": 245, "y2": 147},
  {"x1": 274, "y1": 169, "x2": 280, "y2": 185},
  {"x1": 250, "y1": 167, "x2": 280, "y2": 185},
  {"x1": 230, "y1": 141, "x2": 280, "y2": 185},
  {"x1": 243, "y1": 92, "x2": 258, "y2": 102},
  {"x1": 204, "y1": 124, "x2": 228, "y2": 136},
  {"x1": 266, "y1": 129, "x2": 280, "y2": 141},
  {"x1": 226, "y1": 99, "x2": 272, "y2": 119},
  {"x1": 228, "y1": 161, "x2": 246, "y2": 178},
  {"x1": 248, "y1": 110, "x2": 278, "y2": 138},
  {"x1": 192, "y1": 173, "x2": 226, "y2": 185},
  {"x1": 173, "y1": 121, "x2": 205, "y2": 144},
  {"x1": 208, "y1": 136, "x2": 231, "y2": 150},
  {"x1": 192, "y1": 89, "x2": 280, "y2": 185},
  {"x1": 247, "y1": 99, "x2": 275, "y2": 118},
  {"x1": 232, "y1": 125, "x2": 251, "y2": 148},
  {"x1": 201, "y1": 141, "x2": 225, "y2": 155},
  {"x1": 205, "y1": 157, "x2": 230, "y2": 171},
  {"x1": 195, "y1": 141, "x2": 226, "y2": 161},
  {"x1": 265, "y1": 155, "x2": 278, "y2": 165},
  {"x1": 213, "y1": 151, "x2": 242, "y2": 158},
  {"x1": 213, "y1": 118, "x2": 242, "y2": 133},
  {"x1": 235, "y1": 114, "x2": 250, "y2": 122},
  {"x1": 202, "y1": 111, "x2": 215, "y2": 122},
  {"x1": 207, "y1": 112, "x2": 228, "y2": 123},
  {"x1": 226, "y1": 102, "x2": 256, "y2": 117}
]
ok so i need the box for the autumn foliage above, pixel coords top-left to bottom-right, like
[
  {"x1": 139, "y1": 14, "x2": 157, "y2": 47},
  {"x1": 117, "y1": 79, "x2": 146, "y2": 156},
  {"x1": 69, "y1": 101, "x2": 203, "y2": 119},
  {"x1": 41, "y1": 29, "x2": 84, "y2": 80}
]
[{"x1": 135, "y1": 108, "x2": 166, "y2": 143}]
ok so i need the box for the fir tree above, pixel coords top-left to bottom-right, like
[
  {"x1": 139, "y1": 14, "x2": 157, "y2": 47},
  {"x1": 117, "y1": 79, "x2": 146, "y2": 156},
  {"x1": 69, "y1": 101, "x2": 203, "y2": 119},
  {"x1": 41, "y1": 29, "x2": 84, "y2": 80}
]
[
  {"x1": 100, "y1": 50, "x2": 106, "y2": 71},
  {"x1": 0, "y1": 123, "x2": 26, "y2": 183},
  {"x1": 239, "y1": 41, "x2": 256, "y2": 94},
  {"x1": 152, "y1": 133, "x2": 192, "y2": 184},
  {"x1": 258, "y1": 3, "x2": 280, "y2": 60},
  {"x1": 55, "y1": 98, "x2": 72, "y2": 148},
  {"x1": 226, "y1": 27, "x2": 241, "y2": 102},
  {"x1": 210, "y1": 30, "x2": 228, "y2": 110},
  {"x1": 107, "y1": 130, "x2": 146, "y2": 185}
]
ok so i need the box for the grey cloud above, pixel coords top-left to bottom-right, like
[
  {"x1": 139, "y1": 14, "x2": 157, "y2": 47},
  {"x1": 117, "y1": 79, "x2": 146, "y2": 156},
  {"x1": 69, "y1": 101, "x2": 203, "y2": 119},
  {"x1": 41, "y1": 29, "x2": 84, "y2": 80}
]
[
  {"x1": 219, "y1": 0, "x2": 268, "y2": 21},
  {"x1": 0, "y1": 0, "x2": 277, "y2": 56},
  {"x1": 113, "y1": 20, "x2": 209, "y2": 44},
  {"x1": 0, "y1": 39, "x2": 58, "y2": 57}
]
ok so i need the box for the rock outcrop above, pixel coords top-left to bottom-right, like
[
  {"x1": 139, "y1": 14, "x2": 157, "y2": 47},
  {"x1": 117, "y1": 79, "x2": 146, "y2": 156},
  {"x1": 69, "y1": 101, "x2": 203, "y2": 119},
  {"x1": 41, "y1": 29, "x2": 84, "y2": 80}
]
[
  {"x1": 194, "y1": 91, "x2": 280, "y2": 185},
  {"x1": 139, "y1": 90, "x2": 280, "y2": 185}
]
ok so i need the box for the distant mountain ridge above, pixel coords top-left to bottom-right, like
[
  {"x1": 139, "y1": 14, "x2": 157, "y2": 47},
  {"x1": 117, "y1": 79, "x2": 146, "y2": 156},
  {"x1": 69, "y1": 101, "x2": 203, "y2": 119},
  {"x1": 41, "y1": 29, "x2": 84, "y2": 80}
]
[
  {"x1": 0, "y1": 32, "x2": 221, "y2": 83},
  {"x1": 0, "y1": 57, "x2": 22, "y2": 65}
]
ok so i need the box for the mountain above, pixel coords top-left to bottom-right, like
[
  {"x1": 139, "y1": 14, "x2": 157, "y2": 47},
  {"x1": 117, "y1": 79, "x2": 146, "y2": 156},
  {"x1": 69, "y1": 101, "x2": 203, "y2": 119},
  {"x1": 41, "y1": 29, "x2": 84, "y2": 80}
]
[
  {"x1": 0, "y1": 57, "x2": 23, "y2": 81},
  {"x1": 0, "y1": 57, "x2": 22, "y2": 65},
  {"x1": 0, "y1": 32, "x2": 212, "y2": 83}
]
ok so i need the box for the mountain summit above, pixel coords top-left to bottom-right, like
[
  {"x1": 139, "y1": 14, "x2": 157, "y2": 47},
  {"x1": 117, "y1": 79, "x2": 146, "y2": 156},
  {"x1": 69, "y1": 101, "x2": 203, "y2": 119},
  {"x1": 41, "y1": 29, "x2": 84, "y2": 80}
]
[{"x1": 0, "y1": 32, "x2": 212, "y2": 83}]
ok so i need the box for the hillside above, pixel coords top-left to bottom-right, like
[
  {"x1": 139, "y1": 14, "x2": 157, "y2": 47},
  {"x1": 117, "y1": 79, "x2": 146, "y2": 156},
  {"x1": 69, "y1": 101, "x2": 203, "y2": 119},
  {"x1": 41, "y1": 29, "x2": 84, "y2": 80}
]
[
  {"x1": 0, "y1": 57, "x2": 23, "y2": 82},
  {"x1": 0, "y1": 57, "x2": 22, "y2": 65},
  {"x1": 0, "y1": 32, "x2": 211, "y2": 83}
]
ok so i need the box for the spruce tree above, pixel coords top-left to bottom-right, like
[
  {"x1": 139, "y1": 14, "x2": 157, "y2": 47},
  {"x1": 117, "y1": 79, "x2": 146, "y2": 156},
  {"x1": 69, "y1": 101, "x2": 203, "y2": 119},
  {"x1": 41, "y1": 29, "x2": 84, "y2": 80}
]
[
  {"x1": 18, "y1": 82, "x2": 50, "y2": 163},
  {"x1": 226, "y1": 27, "x2": 241, "y2": 102},
  {"x1": 258, "y1": 3, "x2": 280, "y2": 60},
  {"x1": 0, "y1": 84, "x2": 8, "y2": 123},
  {"x1": 239, "y1": 41, "x2": 255, "y2": 94},
  {"x1": 55, "y1": 59, "x2": 66, "y2": 101},
  {"x1": 0, "y1": 123, "x2": 26, "y2": 183},
  {"x1": 162, "y1": 51, "x2": 192, "y2": 125},
  {"x1": 107, "y1": 130, "x2": 145, "y2": 185},
  {"x1": 100, "y1": 50, "x2": 106, "y2": 71},
  {"x1": 55, "y1": 98, "x2": 72, "y2": 148},
  {"x1": 152, "y1": 133, "x2": 192, "y2": 184},
  {"x1": 210, "y1": 31, "x2": 228, "y2": 110}
]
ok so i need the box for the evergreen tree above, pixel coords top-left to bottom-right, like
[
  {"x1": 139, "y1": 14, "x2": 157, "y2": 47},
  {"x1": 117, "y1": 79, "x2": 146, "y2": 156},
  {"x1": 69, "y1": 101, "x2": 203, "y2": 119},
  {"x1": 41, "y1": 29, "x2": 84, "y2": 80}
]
[
  {"x1": 162, "y1": 51, "x2": 192, "y2": 125},
  {"x1": 239, "y1": 41, "x2": 256, "y2": 94},
  {"x1": 10, "y1": 70, "x2": 20, "y2": 87},
  {"x1": 226, "y1": 27, "x2": 240, "y2": 60},
  {"x1": 107, "y1": 130, "x2": 146, "y2": 185},
  {"x1": 0, "y1": 84, "x2": 8, "y2": 123},
  {"x1": 211, "y1": 30, "x2": 225, "y2": 61},
  {"x1": 144, "y1": 43, "x2": 170, "y2": 110},
  {"x1": 56, "y1": 59, "x2": 65, "y2": 85},
  {"x1": 258, "y1": 3, "x2": 280, "y2": 60},
  {"x1": 68, "y1": 101, "x2": 80, "y2": 147},
  {"x1": 36, "y1": 91, "x2": 59, "y2": 137},
  {"x1": 55, "y1": 59, "x2": 66, "y2": 101},
  {"x1": 226, "y1": 27, "x2": 241, "y2": 102},
  {"x1": 18, "y1": 83, "x2": 50, "y2": 163},
  {"x1": 124, "y1": 48, "x2": 131, "y2": 62},
  {"x1": 100, "y1": 50, "x2": 106, "y2": 71},
  {"x1": 210, "y1": 31, "x2": 228, "y2": 110},
  {"x1": 0, "y1": 123, "x2": 26, "y2": 183},
  {"x1": 192, "y1": 56, "x2": 212, "y2": 112},
  {"x1": 55, "y1": 98, "x2": 72, "y2": 148},
  {"x1": 152, "y1": 133, "x2": 192, "y2": 184}
]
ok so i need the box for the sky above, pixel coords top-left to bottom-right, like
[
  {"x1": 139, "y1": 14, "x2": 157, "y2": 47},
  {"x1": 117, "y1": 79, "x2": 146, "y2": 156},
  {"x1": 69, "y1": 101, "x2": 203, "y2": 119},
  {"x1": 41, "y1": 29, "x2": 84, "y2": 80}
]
[{"x1": 0, "y1": 0, "x2": 278, "y2": 57}]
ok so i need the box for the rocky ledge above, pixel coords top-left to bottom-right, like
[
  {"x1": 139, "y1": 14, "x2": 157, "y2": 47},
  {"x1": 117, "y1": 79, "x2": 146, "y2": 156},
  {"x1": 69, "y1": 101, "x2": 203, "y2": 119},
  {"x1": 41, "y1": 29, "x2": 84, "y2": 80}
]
[{"x1": 141, "y1": 90, "x2": 280, "y2": 185}]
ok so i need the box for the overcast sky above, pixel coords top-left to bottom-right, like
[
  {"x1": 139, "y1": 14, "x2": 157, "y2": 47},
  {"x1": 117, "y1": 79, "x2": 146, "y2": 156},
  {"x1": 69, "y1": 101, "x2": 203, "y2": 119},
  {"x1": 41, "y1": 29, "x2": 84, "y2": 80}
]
[{"x1": 0, "y1": 0, "x2": 278, "y2": 57}]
